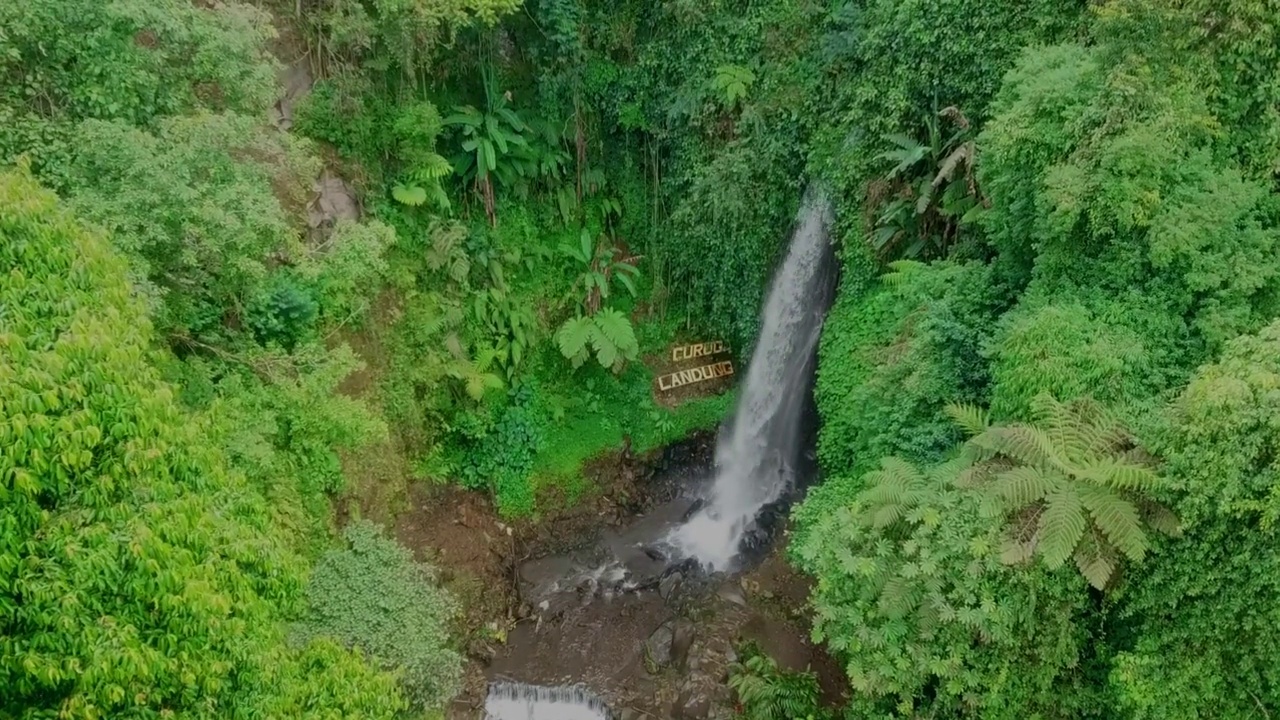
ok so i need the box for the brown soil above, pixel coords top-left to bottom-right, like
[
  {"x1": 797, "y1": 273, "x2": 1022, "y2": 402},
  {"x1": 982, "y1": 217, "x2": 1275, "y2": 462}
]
[{"x1": 737, "y1": 538, "x2": 848, "y2": 707}]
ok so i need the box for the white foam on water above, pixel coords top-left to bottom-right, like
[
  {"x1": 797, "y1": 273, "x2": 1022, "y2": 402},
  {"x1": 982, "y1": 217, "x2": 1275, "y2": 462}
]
[
  {"x1": 484, "y1": 682, "x2": 612, "y2": 720},
  {"x1": 669, "y1": 189, "x2": 836, "y2": 570}
]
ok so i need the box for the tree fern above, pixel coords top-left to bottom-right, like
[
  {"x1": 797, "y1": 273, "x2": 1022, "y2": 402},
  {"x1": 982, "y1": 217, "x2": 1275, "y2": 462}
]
[
  {"x1": 945, "y1": 402, "x2": 990, "y2": 436},
  {"x1": 950, "y1": 393, "x2": 1176, "y2": 589},
  {"x1": 1038, "y1": 487, "x2": 1087, "y2": 569},
  {"x1": 554, "y1": 310, "x2": 638, "y2": 373},
  {"x1": 555, "y1": 315, "x2": 593, "y2": 368}
]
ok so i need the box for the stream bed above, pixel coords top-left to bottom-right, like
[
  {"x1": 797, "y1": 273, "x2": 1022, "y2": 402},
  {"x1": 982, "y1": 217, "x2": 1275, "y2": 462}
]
[{"x1": 474, "y1": 434, "x2": 842, "y2": 720}]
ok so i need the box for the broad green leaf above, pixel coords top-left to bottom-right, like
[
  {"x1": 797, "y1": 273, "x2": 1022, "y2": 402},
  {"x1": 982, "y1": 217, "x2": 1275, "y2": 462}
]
[{"x1": 391, "y1": 184, "x2": 428, "y2": 207}]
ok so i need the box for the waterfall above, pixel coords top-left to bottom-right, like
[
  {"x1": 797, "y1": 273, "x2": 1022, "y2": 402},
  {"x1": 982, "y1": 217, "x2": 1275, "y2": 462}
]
[
  {"x1": 670, "y1": 188, "x2": 836, "y2": 570},
  {"x1": 484, "y1": 682, "x2": 613, "y2": 720}
]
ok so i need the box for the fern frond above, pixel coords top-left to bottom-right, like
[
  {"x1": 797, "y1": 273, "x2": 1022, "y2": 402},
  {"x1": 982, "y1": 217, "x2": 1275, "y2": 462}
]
[
  {"x1": 1038, "y1": 487, "x2": 1087, "y2": 569},
  {"x1": 416, "y1": 153, "x2": 453, "y2": 179},
  {"x1": 927, "y1": 457, "x2": 969, "y2": 486},
  {"x1": 945, "y1": 402, "x2": 990, "y2": 437},
  {"x1": 881, "y1": 259, "x2": 926, "y2": 288},
  {"x1": 1072, "y1": 528, "x2": 1117, "y2": 591},
  {"x1": 1000, "y1": 537, "x2": 1037, "y2": 565},
  {"x1": 1077, "y1": 484, "x2": 1148, "y2": 562},
  {"x1": 991, "y1": 466, "x2": 1058, "y2": 509},
  {"x1": 870, "y1": 503, "x2": 907, "y2": 529},
  {"x1": 1101, "y1": 461, "x2": 1160, "y2": 492},
  {"x1": 874, "y1": 456, "x2": 924, "y2": 489},
  {"x1": 877, "y1": 575, "x2": 918, "y2": 620},
  {"x1": 974, "y1": 424, "x2": 1060, "y2": 469}
]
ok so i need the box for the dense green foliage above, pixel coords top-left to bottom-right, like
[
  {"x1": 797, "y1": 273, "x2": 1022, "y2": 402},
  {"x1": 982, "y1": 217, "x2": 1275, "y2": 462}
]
[
  {"x1": 6, "y1": 0, "x2": 1280, "y2": 716},
  {"x1": 1112, "y1": 322, "x2": 1280, "y2": 718},
  {"x1": 796, "y1": 0, "x2": 1280, "y2": 717},
  {"x1": 0, "y1": 170, "x2": 404, "y2": 718}
]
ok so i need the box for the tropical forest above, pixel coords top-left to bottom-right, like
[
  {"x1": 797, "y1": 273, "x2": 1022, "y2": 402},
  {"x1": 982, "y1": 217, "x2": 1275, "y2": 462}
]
[{"x1": 2, "y1": 0, "x2": 1278, "y2": 718}]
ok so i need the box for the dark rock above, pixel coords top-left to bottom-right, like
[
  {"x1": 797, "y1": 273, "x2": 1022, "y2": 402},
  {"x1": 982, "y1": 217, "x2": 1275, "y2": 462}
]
[
  {"x1": 716, "y1": 583, "x2": 747, "y2": 607},
  {"x1": 673, "y1": 684, "x2": 711, "y2": 719},
  {"x1": 680, "y1": 497, "x2": 707, "y2": 522},
  {"x1": 659, "y1": 571, "x2": 683, "y2": 601},
  {"x1": 467, "y1": 639, "x2": 495, "y2": 666},
  {"x1": 670, "y1": 621, "x2": 695, "y2": 671},
  {"x1": 644, "y1": 621, "x2": 675, "y2": 670}
]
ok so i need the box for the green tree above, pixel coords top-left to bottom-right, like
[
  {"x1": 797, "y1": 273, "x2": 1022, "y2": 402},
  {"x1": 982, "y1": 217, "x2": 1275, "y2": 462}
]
[
  {"x1": 0, "y1": 0, "x2": 277, "y2": 181},
  {"x1": 794, "y1": 454, "x2": 1098, "y2": 719},
  {"x1": 0, "y1": 169, "x2": 403, "y2": 718},
  {"x1": 63, "y1": 114, "x2": 318, "y2": 339},
  {"x1": 1113, "y1": 321, "x2": 1280, "y2": 718}
]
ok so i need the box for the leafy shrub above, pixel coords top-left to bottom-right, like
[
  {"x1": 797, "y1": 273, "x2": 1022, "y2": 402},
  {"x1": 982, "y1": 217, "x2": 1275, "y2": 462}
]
[
  {"x1": 980, "y1": 39, "x2": 1280, "y2": 352},
  {"x1": 0, "y1": 0, "x2": 277, "y2": 131},
  {"x1": 663, "y1": 140, "x2": 802, "y2": 352},
  {"x1": 304, "y1": 219, "x2": 395, "y2": 325},
  {"x1": 728, "y1": 644, "x2": 829, "y2": 720},
  {"x1": 297, "y1": 521, "x2": 462, "y2": 713},
  {"x1": 811, "y1": 260, "x2": 1002, "y2": 482},
  {"x1": 459, "y1": 384, "x2": 548, "y2": 516},
  {"x1": 64, "y1": 113, "x2": 318, "y2": 339},
  {"x1": 0, "y1": 169, "x2": 401, "y2": 718},
  {"x1": 811, "y1": 0, "x2": 1083, "y2": 214},
  {"x1": 248, "y1": 272, "x2": 320, "y2": 350},
  {"x1": 987, "y1": 299, "x2": 1170, "y2": 421},
  {"x1": 793, "y1": 450, "x2": 1097, "y2": 719},
  {"x1": 1113, "y1": 321, "x2": 1280, "y2": 718}
]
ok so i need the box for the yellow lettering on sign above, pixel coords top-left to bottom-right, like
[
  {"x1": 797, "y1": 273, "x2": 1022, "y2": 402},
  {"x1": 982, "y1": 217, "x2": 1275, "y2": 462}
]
[
  {"x1": 656, "y1": 360, "x2": 735, "y2": 393},
  {"x1": 670, "y1": 340, "x2": 728, "y2": 362}
]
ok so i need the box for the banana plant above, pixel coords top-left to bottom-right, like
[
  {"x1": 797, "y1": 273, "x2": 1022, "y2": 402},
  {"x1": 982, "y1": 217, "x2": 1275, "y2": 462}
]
[
  {"x1": 872, "y1": 106, "x2": 984, "y2": 260},
  {"x1": 561, "y1": 228, "x2": 639, "y2": 315},
  {"x1": 444, "y1": 66, "x2": 529, "y2": 226}
]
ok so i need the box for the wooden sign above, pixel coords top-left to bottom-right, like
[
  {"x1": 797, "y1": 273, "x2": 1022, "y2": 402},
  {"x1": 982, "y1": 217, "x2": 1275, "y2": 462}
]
[
  {"x1": 656, "y1": 360, "x2": 735, "y2": 391},
  {"x1": 671, "y1": 340, "x2": 727, "y2": 362}
]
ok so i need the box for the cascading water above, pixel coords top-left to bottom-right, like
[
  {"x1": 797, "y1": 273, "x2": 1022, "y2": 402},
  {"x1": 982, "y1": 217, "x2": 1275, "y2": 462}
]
[
  {"x1": 670, "y1": 188, "x2": 837, "y2": 570},
  {"x1": 484, "y1": 682, "x2": 612, "y2": 720}
]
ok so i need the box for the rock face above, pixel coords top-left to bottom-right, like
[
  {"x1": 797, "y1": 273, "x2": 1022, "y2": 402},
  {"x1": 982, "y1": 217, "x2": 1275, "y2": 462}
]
[
  {"x1": 659, "y1": 571, "x2": 683, "y2": 601},
  {"x1": 644, "y1": 621, "x2": 675, "y2": 670},
  {"x1": 308, "y1": 170, "x2": 360, "y2": 236},
  {"x1": 670, "y1": 622, "x2": 696, "y2": 671},
  {"x1": 672, "y1": 683, "x2": 711, "y2": 719}
]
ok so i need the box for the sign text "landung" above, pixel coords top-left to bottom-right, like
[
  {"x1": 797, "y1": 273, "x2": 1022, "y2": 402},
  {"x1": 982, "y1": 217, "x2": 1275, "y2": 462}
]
[{"x1": 656, "y1": 360, "x2": 735, "y2": 391}]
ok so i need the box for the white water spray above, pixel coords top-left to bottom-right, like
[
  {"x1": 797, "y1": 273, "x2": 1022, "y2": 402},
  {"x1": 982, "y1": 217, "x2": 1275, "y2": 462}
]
[
  {"x1": 484, "y1": 682, "x2": 612, "y2": 720},
  {"x1": 670, "y1": 189, "x2": 836, "y2": 570}
]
